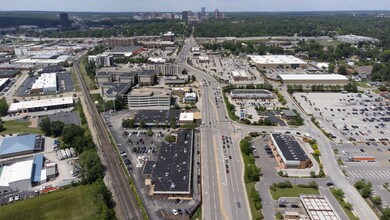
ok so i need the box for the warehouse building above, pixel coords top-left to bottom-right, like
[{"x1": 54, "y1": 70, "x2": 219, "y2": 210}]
[
  {"x1": 0, "y1": 134, "x2": 44, "y2": 159},
  {"x1": 277, "y1": 74, "x2": 349, "y2": 87},
  {"x1": 127, "y1": 87, "x2": 171, "y2": 110},
  {"x1": 8, "y1": 97, "x2": 74, "y2": 113},
  {"x1": 230, "y1": 89, "x2": 274, "y2": 99},
  {"x1": 248, "y1": 55, "x2": 307, "y2": 69},
  {"x1": 107, "y1": 46, "x2": 144, "y2": 57},
  {"x1": 149, "y1": 129, "x2": 194, "y2": 198},
  {"x1": 268, "y1": 134, "x2": 312, "y2": 169},
  {"x1": 30, "y1": 73, "x2": 57, "y2": 94}
]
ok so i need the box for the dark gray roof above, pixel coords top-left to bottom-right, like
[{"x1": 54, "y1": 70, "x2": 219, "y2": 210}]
[
  {"x1": 133, "y1": 110, "x2": 180, "y2": 125},
  {"x1": 283, "y1": 110, "x2": 297, "y2": 117},
  {"x1": 137, "y1": 69, "x2": 157, "y2": 76},
  {"x1": 119, "y1": 72, "x2": 136, "y2": 78},
  {"x1": 272, "y1": 133, "x2": 309, "y2": 161},
  {"x1": 102, "y1": 83, "x2": 132, "y2": 95},
  {"x1": 0, "y1": 70, "x2": 18, "y2": 78},
  {"x1": 96, "y1": 72, "x2": 112, "y2": 77},
  {"x1": 42, "y1": 65, "x2": 65, "y2": 73},
  {"x1": 152, "y1": 129, "x2": 193, "y2": 194},
  {"x1": 110, "y1": 46, "x2": 143, "y2": 53}
]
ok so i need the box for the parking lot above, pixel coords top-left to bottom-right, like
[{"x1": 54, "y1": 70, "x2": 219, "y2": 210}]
[
  {"x1": 106, "y1": 111, "x2": 201, "y2": 219},
  {"x1": 15, "y1": 73, "x2": 74, "y2": 97},
  {"x1": 294, "y1": 92, "x2": 390, "y2": 143}
]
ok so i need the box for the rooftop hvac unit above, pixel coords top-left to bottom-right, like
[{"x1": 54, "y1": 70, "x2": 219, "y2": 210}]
[{"x1": 170, "y1": 183, "x2": 176, "y2": 189}]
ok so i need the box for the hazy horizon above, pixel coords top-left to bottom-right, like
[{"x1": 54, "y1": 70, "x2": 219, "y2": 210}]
[{"x1": 1, "y1": 0, "x2": 390, "y2": 13}]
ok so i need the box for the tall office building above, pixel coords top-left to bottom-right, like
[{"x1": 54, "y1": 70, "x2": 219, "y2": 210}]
[
  {"x1": 200, "y1": 7, "x2": 206, "y2": 18},
  {"x1": 182, "y1": 11, "x2": 189, "y2": 20},
  {"x1": 59, "y1": 13, "x2": 70, "y2": 27},
  {"x1": 214, "y1": 9, "x2": 220, "y2": 19},
  {"x1": 201, "y1": 7, "x2": 206, "y2": 14}
]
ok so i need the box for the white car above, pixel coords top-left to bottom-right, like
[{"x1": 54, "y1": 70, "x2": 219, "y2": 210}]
[
  {"x1": 172, "y1": 209, "x2": 178, "y2": 215},
  {"x1": 15, "y1": 195, "x2": 20, "y2": 201},
  {"x1": 8, "y1": 196, "x2": 14, "y2": 203}
]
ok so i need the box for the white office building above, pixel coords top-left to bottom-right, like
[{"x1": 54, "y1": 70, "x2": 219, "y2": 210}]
[{"x1": 127, "y1": 87, "x2": 171, "y2": 110}]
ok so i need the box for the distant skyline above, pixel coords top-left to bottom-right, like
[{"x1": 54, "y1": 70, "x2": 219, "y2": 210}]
[{"x1": 1, "y1": 0, "x2": 390, "y2": 12}]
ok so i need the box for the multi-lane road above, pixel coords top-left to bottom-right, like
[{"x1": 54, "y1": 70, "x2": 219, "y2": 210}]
[
  {"x1": 178, "y1": 37, "x2": 251, "y2": 220},
  {"x1": 73, "y1": 57, "x2": 143, "y2": 220}
]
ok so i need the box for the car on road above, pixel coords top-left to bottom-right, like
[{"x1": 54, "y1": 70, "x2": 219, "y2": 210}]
[
  {"x1": 279, "y1": 199, "x2": 288, "y2": 204},
  {"x1": 359, "y1": 149, "x2": 365, "y2": 152},
  {"x1": 326, "y1": 182, "x2": 334, "y2": 187},
  {"x1": 291, "y1": 204, "x2": 299, "y2": 208},
  {"x1": 278, "y1": 204, "x2": 287, "y2": 208},
  {"x1": 236, "y1": 202, "x2": 241, "y2": 208}
]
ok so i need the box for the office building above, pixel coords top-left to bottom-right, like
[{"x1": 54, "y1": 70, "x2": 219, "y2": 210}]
[
  {"x1": 147, "y1": 64, "x2": 183, "y2": 75},
  {"x1": 137, "y1": 69, "x2": 157, "y2": 86},
  {"x1": 100, "y1": 83, "x2": 132, "y2": 101},
  {"x1": 0, "y1": 70, "x2": 19, "y2": 78},
  {"x1": 118, "y1": 72, "x2": 137, "y2": 85},
  {"x1": 268, "y1": 134, "x2": 312, "y2": 169},
  {"x1": 162, "y1": 31, "x2": 175, "y2": 42},
  {"x1": 106, "y1": 37, "x2": 138, "y2": 49},
  {"x1": 59, "y1": 13, "x2": 70, "y2": 27},
  {"x1": 182, "y1": 11, "x2": 190, "y2": 20},
  {"x1": 127, "y1": 87, "x2": 171, "y2": 110},
  {"x1": 231, "y1": 70, "x2": 249, "y2": 81},
  {"x1": 214, "y1": 9, "x2": 220, "y2": 19},
  {"x1": 88, "y1": 54, "x2": 114, "y2": 67},
  {"x1": 95, "y1": 72, "x2": 113, "y2": 84}
]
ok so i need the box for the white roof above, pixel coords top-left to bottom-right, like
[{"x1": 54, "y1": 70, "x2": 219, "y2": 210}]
[
  {"x1": 148, "y1": 57, "x2": 166, "y2": 63},
  {"x1": 0, "y1": 78, "x2": 9, "y2": 87},
  {"x1": 31, "y1": 73, "x2": 57, "y2": 90},
  {"x1": 231, "y1": 70, "x2": 248, "y2": 77},
  {"x1": 0, "y1": 159, "x2": 33, "y2": 187},
  {"x1": 278, "y1": 74, "x2": 348, "y2": 81},
  {"x1": 248, "y1": 55, "x2": 306, "y2": 65},
  {"x1": 8, "y1": 97, "x2": 73, "y2": 112},
  {"x1": 185, "y1": 92, "x2": 197, "y2": 98},
  {"x1": 179, "y1": 112, "x2": 194, "y2": 122},
  {"x1": 199, "y1": 56, "x2": 209, "y2": 60}
]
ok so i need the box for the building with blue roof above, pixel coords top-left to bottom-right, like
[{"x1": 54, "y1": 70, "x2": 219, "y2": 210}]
[
  {"x1": 31, "y1": 154, "x2": 44, "y2": 183},
  {"x1": 0, "y1": 134, "x2": 44, "y2": 159}
]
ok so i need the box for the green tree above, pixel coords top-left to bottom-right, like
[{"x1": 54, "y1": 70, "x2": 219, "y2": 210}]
[
  {"x1": 0, "y1": 120, "x2": 5, "y2": 132},
  {"x1": 170, "y1": 117, "x2": 177, "y2": 129},
  {"x1": 337, "y1": 65, "x2": 347, "y2": 75},
  {"x1": 79, "y1": 150, "x2": 103, "y2": 184},
  {"x1": 309, "y1": 181, "x2": 319, "y2": 189},
  {"x1": 62, "y1": 124, "x2": 84, "y2": 146},
  {"x1": 372, "y1": 195, "x2": 382, "y2": 205},
  {"x1": 50, "y1": 121, "x2": 65, "y2": 137},
  {"x1": 146, "y1": 128, "x2": 153, "y2": 137},
  {"x1": 139, "y1": 119, "x2": 146, "y2": 128},
  {"x1": 39, "y1": 116, "x2": 52, "y2": 136},
  {"x1": 165, "y1": 135, "x2": 176, "y2": 143},
  {"x1": 0, "y1": 97, "x2": 9, "y2": 116}
]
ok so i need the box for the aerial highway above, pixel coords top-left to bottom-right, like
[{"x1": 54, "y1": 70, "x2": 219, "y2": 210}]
[
  {"x1": 73, "y1": 56, "x2": 144, "y2": 220},
  {"x1": 178, "y1": 37, "x2": 251, "y2": 220}
]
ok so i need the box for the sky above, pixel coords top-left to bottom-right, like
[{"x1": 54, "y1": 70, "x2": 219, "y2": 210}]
[{"x1": 1, "y1": 0, "x2": 390, "y2": 12}]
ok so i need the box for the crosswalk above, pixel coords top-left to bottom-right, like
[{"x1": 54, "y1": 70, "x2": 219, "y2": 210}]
[{"x1": 348, "y1": 170, "x2": 390, "y2": 180}]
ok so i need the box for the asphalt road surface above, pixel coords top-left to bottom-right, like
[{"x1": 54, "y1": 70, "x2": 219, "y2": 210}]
[{"x1": 73, "y1": 56, "x2": 144, "y2": 220}]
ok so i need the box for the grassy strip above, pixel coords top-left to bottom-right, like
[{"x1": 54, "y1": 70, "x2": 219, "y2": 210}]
[
  {"x1": 240, "y1": 137, "x2": 264, "y2": 220},
  {"x1": 79, "y1": 56, "x2": 97, "y2": 90},
  {"x1": 330, "y1": 188, "x2": 359, "y2": 220},
  {"x1": 0, "y1": 184, "x2": 103, "y2": 220},
  {"x1": 70, "y1": 67, "x2": 80, "y2": 92},
  {"x1": 269, "y1": 185, "x2": 319, "y2": 200},
  {"x1": 0, "y1": 120, "x2": 42, "y2": 135},
  {"x1": 222, "y1": 91, "x2": 238, "y2": 121},
  {"x1": 191, "y1": 207, "x2": 202, "y2": 220}
]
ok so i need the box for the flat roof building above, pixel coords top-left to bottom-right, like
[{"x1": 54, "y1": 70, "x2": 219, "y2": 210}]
[
  {"x1": 300, "y1": 194, "x2": 341, "y2": 220},
  {"x1": 100, "y1": 83, "x2": 132, "y2": 101},
  {"x1": 107, "y1": 46, "x2": 143, "y2": 57},
  {"x1": 268, "y1": 134, "x2": 312, "y2": 169},
  {"x1": 179, "y1": 112, "x2": 194, "y2": 124},
  {"x1": 8, "y1": 97, "x2": 74, "y2": 113},
  {"x1": 30, "y1": 73, "x2": 57, "y2": 94},
  {"x1": 278, "y1": 74, "x2": 349, "y2": 87},
  {"x1": 0, "y1": 70, "x2": 19, "y2": 78},
  {"x1": 230, "y1": 89, "x2": 274, "y2": 99},
  {"x1": 127, "y1": 87, "x2": 171, "y2": 110},
  {"x1": 106, "y1": 37, "x2": 138, "y2": 49},
  {"x1": 137, "y1": 69, "x2": 157, "y2": 86},
  {"x1": 129, "y1": 109, "x2": 181, "y2": 126},
  {"x1": 0, "y1": 159, "x2": 34, "y2": 192},
  {"x1": 0, "y1": 78, "x2": 10, "y2": 91},
  {"x1": 150, "y1": 129, "x2": 194, "y2": 198},
  {"x1": 0, "y1": 134, "x2": 44, "y2": 159},
  {"x1": 248, "y1": 55, "x2": 307, "y2": 69},
  {"x1": 231, "y1": 70, "x2": 249, "y2": 81},
  {"x1": 147, "y1": 64, "x2": 183, "y2": 75}
]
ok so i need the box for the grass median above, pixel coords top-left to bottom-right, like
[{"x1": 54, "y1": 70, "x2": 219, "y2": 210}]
[{"x1": 269, "y1": 185, "x2": 319, "y2": 200}]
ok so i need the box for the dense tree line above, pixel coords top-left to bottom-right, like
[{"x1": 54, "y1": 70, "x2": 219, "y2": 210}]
[
  {"x1": 194, "y1": 15, "x2": 390, "y2": 49},
  {"x1": 0, "y1": 98, "x2": 9, "y2": 116}
]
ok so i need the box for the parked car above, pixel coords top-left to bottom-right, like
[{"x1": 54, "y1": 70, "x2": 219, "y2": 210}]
[{"x1": 172, "y1": 209, "x2": 178, "y2": 215}]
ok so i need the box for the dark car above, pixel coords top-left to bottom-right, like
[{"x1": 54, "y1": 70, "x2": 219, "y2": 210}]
[
  {"x1": 177, "y1": 209, "x2": 182, "y2": 215},
  {"x1": 236, "y1": 202, "x2": 241, "y2": 208},
  {"x1": 291, "y1": 204, "x2": 299, "y2": 208},
  {"x1": 326, "y1": 182, "x2": 334, "y2": 187},
  {"x1": 184, "y1": 208, "x2": 190, "y2": 215},
  {"x1": 278, "y1": 204, "x2": 287, "y2": 208},
  {"x1": 124, "y1": 159, "x2": 131, "y2": 165}
]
